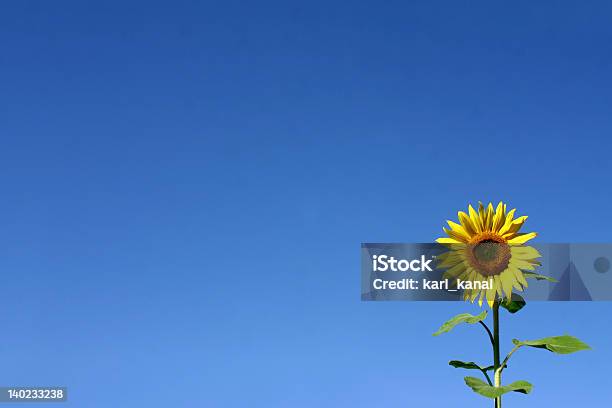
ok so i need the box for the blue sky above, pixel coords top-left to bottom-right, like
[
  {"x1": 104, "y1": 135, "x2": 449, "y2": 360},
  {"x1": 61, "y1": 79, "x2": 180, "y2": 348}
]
[{"x1": 1, "y1": 1, "x2": 611, "y2": 406}]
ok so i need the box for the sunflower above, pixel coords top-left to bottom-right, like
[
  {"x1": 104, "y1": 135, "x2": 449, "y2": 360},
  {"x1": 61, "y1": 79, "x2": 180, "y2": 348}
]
[{"x1": 436, "y1": 202, "x2": 541, "y2": 307}]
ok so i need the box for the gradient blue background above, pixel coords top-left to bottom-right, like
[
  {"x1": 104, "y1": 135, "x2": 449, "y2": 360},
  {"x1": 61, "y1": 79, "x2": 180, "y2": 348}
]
[{"x1": 1, "y1": 1, "x2": 611, "y2": 406}]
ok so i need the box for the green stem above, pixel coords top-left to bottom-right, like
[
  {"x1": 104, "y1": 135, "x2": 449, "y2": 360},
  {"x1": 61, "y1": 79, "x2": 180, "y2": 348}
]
[
  {"x1": 480, "y1": 368, "x2": 493, "y2": 386},
  {"x1": 499, "y1": 344, "x2": 521, "y2": 375},
  {"x1": 493, "y1": 300, "x2": 501, "y2": 408},
  {"x1": 479, "y1": 321, "x2": 495, "y2": 346}
]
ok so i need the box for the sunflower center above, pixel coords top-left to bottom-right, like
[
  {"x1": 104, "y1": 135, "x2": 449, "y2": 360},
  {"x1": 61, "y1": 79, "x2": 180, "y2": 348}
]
[{"x1": 467, "y1": 236, "x2": 511, "y2": 277}]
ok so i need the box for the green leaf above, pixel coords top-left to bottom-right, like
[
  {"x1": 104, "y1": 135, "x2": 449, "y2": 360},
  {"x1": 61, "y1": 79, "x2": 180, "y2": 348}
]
[
  {"x1": 500, "y1": 293, "x2": 526, "y2": 313},
  {"x1": 514, "y1": 335, "x2": 591, "y2": 354},
  {"x1": 449, "y1": 360, "x2": 486, "y2": 371},
  {"x1": 449, "y1": 360, "x2": 504, "y2": 372},
  {"x1": 433, "y1": 311, "x2": 488, "y2": 336},
  {"x1": 523, "y1": 271, "x2": 557, "y2": 282},
  {"x1": 464, "y1": 376, "x2": 533, "y2": 398}
]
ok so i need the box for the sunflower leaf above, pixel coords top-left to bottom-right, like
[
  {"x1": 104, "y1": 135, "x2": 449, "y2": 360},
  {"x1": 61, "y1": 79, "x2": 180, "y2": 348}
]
[
  {"x1": 464, "y1": 377, "x2": 533, "y2": 398},
  {"x1": 513, "y1": 335, "x2": 591, "y2": 354},
  {"x1": 500, "y1": 293, "x2": 526, "y2": 313},
  {"x1": 482, "y1": 363, "x2": 507, "y2": 371},
  {"x1": 449, "y1": 360, "x2": 486, "y2": 370},
  {"x1": 433, "y1": 311, "x2": 487, "y2": 336},
  {"x1": 523, "y1": 272, "x2": 557, "y2": 282},
  {"x1": 449, "y1": 360, "x2": 505, "y2": 372}
]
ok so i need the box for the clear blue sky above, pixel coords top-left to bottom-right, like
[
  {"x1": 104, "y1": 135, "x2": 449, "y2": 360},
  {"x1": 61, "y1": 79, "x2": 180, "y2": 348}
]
[{"x1": 1, "y1": 1, "x2": 611, "y2": 407}]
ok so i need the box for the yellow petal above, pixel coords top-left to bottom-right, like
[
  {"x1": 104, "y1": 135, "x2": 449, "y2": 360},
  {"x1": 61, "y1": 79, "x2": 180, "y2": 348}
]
[
  {"x1": 509, "y1": 257, "x2": 537, "y2": 271},
  {"x1": 447, "y1": 262, "x2": 470, "y2": 279},
  {"x1": 446, "y1": 220, "x2": 471, "y2": 240},
  {"x1": 468, "y1": 205, "x2": 482, "y2": 232},
  {"x1": 503, "y1": 216, "x2": 529, "y2": 237},
  {"x1": 498, "y1": 209, "x2": 518, "y2": 235},
  {"x1": 478, "y1": 202, "x2": 486, "y2": 228},
  {"x1": 443, "y1": 227, "x2": 470, "y2": 243},
  {"x1": 492, "y1": 201, "x2": 505, "y2": 232},
  {"x1": 500, "y1": 272, "x2": 514, "y2": 298},
  {"x1": 437, "y1": 250, "x2": 465, "y2": 266},
  {"x1": 510, "y1": 245, "x2": 541, "y2": 260},
  {"x1": 485, "y1": 202, "x2": 494, "y2": 230},
  {"x1": 436, "y1": 237, "x2": 462, "y2": 244},
  {"x1": 458, "y1": 211, "x2": 476, "y2": 236},
  {"x1": 512, "y1": 266, "x2": 529, "y2": 287},
  {"x1": 507, "y1": 232, "x2": 537, "y2": 244}
]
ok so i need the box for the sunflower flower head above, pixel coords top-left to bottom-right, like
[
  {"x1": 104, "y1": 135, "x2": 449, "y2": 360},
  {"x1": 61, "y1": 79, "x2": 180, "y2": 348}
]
[{"x1": 436, "y1": 201, "x2": 540, "y2": 307}]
